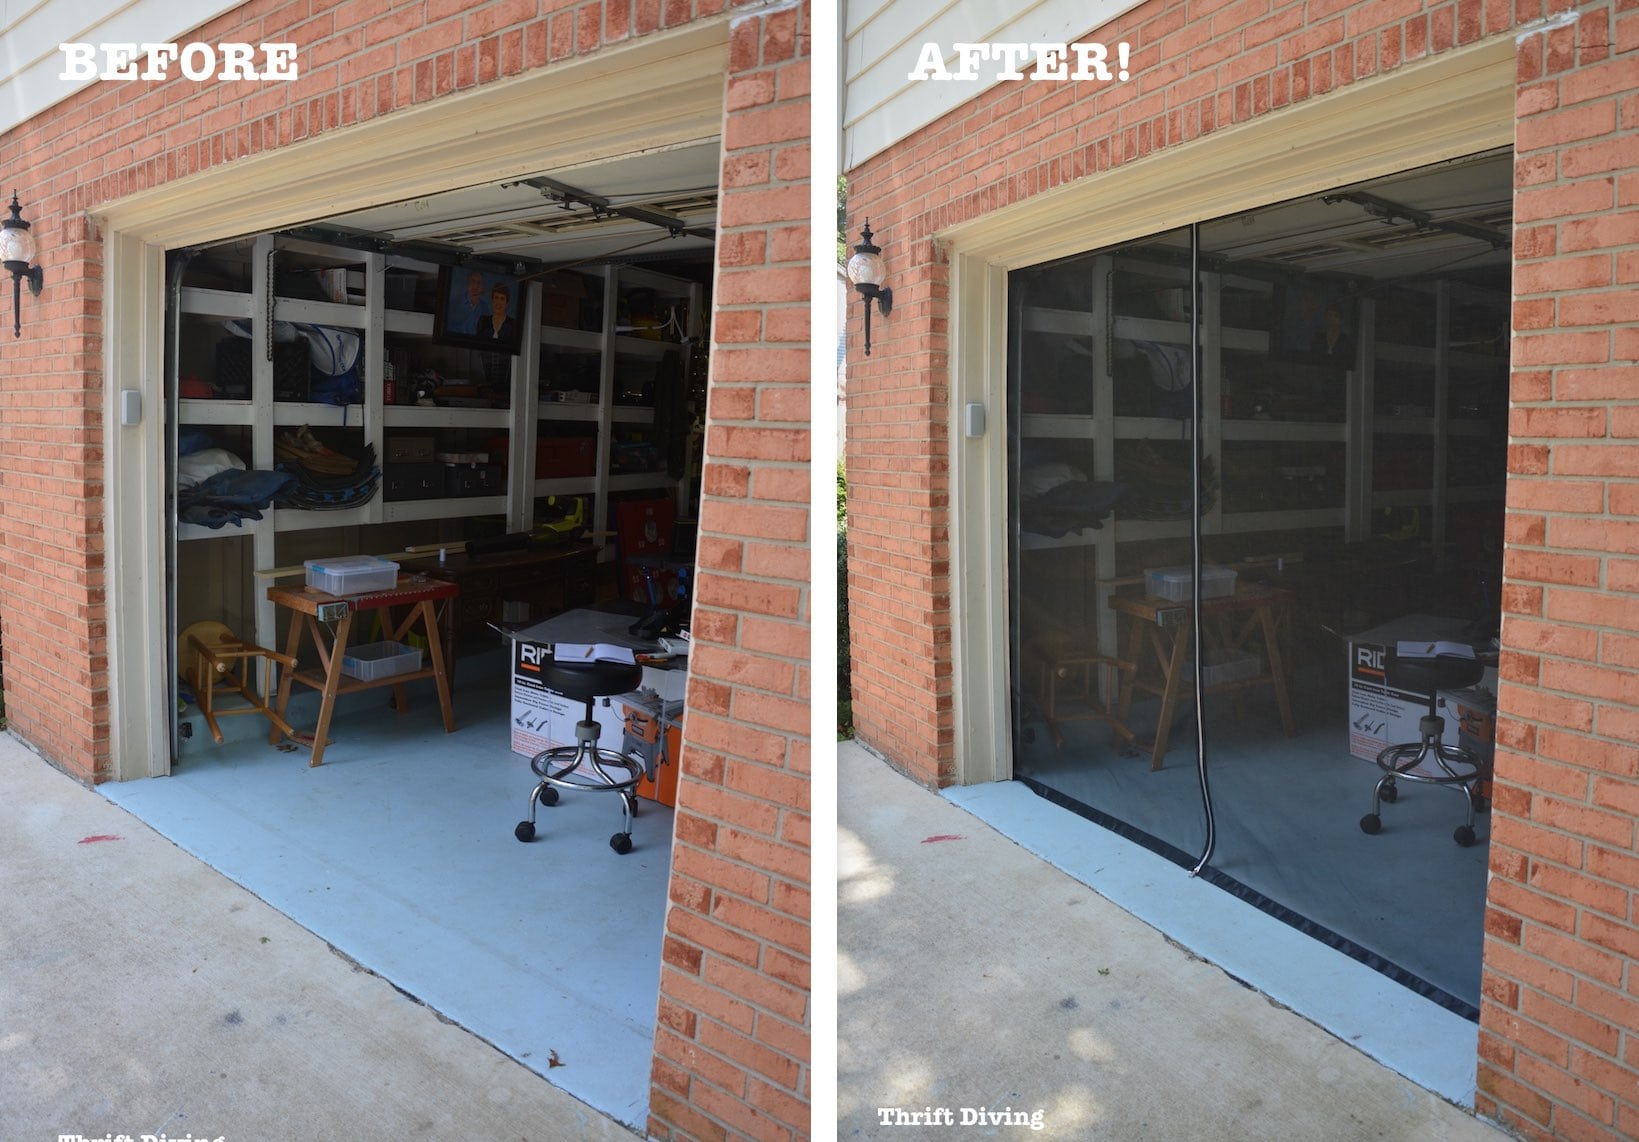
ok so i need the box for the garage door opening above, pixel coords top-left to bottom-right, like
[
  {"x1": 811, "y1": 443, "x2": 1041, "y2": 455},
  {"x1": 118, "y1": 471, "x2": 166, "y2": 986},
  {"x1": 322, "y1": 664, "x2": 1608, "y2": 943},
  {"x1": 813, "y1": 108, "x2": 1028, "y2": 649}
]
[{"x1": 1008, "y1": 149, "x2": 1511, "y2": 1018}]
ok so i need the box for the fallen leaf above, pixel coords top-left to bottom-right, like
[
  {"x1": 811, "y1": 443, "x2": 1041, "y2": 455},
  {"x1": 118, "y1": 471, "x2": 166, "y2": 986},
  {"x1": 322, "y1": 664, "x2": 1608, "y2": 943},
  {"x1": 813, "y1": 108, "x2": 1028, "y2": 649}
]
[{"x1": 548, "y1": 1050, "x2": 565, "y2": 1068}]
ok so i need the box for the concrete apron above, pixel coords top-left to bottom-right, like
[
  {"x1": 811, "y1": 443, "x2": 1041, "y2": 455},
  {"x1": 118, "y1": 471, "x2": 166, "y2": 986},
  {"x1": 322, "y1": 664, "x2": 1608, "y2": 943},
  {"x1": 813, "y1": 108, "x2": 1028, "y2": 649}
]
[
  {"x1": 0, "y1": 731, "x2": 636, "y2": 1140},
  {"x1": 837, "y1": 740, "x2": 1509, "y2": 1142}
]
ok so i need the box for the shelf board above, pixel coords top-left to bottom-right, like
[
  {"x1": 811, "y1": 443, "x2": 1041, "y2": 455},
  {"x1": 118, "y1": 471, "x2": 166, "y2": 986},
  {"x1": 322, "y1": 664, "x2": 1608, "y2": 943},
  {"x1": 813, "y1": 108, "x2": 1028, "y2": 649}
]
[
  {"x1": 179, "y1": 505, "x2": 373, "y2": 538},
  {"x1": 536, "y1": 403, "x2": 656, "y2": 424},
  {"x1": 272, "y1": 297, "x2": 368, "y2": 328},
  {"x1": 1019, "y1": 413, "x2": 1094, "y2": 437},
  {"x1": 274, "y1": 505, "x2": 376, "y2": 531},
  {"x1": 384, "y1": 405, "x2": 511, "y2": 429},
  {"x1": 609, "y1": 473, "x2": 674, "y2": 492},
  {"x1": 1021, "y1": 307, "x2": 1095, "y2": 337},
  {"x1": 1214, "y1": 508, "x2": 1345, "y2": 532},
  {"x1": 275, "y1": 400, "x2": 366, "y2": 423},
  {"x1": 179, "y1": 399, "x2": 253, "y2": 425},
  {"x1": 1219, "y1": 419, "x2": 1346, "y2": 442},
  {"x1": 1020, "y1": 507, "x2": 1346, "y2": 549},
  {"x1": 381, "y1": 496, "x2": 506, "y2": 523},
  {"x1": 179, "y1": 287, "x2": 253, "y2": 319},
  {"x1": 541, "y1": 327, "x2": 602, "y2": 351},
  {"x1": 1113, "y1": 314, "x2": 1190, "y2": 343},
  {"x1": 532, "y1": 477, "x2": 597, "y2": 497},
  {"x1": 613, "y1": 334, "x2": 684, "y2": 357},
  {"x1": 537, "y1": 401, "x2": 601, "y2": 421},
  {"x1": 178, "y1": 518, "x2": 266, "y2": 541},
  {"x1": 384, "y1": 310, "x2": 435, "y2": 335},
  {"x1": 1019, "y1": 519, "x2": 1183, "y2": 549},
  {"x1": 1113, "y1": 416, "x2": 1195, "y2": 440},
  {"x1": 1019, "y1": 414, "x2": 1346, "y2": 442}
]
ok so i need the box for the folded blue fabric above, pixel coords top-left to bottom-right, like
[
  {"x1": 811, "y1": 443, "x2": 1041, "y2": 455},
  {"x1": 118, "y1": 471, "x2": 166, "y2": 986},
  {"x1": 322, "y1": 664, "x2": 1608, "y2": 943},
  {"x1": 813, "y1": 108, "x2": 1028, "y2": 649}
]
[
  {"x1": 189, "y1": 467, "x2": 297, "y2": 507},
  {"x1": 177, "y1": 426, "x2": 215, "y2": 456}
]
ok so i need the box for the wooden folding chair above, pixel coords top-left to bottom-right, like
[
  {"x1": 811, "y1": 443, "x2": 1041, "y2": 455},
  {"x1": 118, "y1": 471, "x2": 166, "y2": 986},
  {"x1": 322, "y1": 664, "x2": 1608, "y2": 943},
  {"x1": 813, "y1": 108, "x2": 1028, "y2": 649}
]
[{"x1": 180, "y1": 620, "x2": 300, "y2": 744}]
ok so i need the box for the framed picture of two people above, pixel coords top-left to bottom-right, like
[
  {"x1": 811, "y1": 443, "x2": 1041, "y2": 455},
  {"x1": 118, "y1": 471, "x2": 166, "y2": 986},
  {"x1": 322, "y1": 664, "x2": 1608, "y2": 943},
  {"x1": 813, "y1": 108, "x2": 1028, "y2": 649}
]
[{"x1": 434, "y1": 265, "x2": 525, "y2": 355}]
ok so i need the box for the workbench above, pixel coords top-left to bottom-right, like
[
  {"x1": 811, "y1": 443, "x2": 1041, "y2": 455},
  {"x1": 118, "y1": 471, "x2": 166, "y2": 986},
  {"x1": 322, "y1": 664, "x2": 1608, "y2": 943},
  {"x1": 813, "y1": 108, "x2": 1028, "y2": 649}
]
[
  {"x1": 266, "y1": 574, "x2": 459, "y2": 766},
  {"x1": 1108, "y1": 584, "x2": 1297, "y2": 770}
]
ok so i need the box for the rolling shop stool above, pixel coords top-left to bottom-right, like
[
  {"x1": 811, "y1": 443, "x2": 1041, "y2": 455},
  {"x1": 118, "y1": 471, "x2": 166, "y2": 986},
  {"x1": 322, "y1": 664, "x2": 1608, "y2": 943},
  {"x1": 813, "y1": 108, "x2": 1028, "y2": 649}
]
[
  {"x1": 514, "y1": 659, "x2": 646, "y2": 854},
  {"x1": 1359, "y1": 650, "x2": 1490, "y2": 847}
]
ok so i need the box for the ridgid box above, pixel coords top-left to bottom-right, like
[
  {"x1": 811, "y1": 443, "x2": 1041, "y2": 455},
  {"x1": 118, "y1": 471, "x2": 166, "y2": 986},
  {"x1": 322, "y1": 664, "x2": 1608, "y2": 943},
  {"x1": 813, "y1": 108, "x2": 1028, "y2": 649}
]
[
  {"x1": 1346, "y1": 614, "x2": 1497, "y2": 771},
  {"x1": 510, "y1": 640, "x2": 628, "y2": 757},
  {"x1": 508, "y1": 642, "x2": 686, "y2": 756}
]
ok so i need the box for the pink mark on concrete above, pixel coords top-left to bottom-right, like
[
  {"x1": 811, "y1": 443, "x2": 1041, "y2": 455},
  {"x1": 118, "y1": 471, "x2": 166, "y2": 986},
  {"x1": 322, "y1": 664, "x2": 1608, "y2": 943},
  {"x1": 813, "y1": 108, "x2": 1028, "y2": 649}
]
[
  {"x1": 77, "y1": 835, "x2": 123, "y2": 844},
  {"x1": 920, "y1": 834, "x2": 966, "y2": 844}
]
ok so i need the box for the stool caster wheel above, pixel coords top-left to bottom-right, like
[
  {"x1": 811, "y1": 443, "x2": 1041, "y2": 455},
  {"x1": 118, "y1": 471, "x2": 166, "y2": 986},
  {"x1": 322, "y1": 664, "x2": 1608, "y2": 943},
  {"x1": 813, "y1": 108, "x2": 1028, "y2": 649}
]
[
  {"x1": 1454, "y1": 824, "x2": 1477, "y2": 848},
  {"x1": 610, "y1": 832, "x2": 633, "y2": 855},
  {"x1": 515, "y1": 821, "x2": 536, "y2": 843},
  {"x1": 540, "y1": 787, "x2": 559, "y2": 807},
  {"x1": 1379, "y1": 784, "x2": 1398, "y2": 804},
  {"x1": 1360, "y1": 814, "x2": 1382, "y2": 836}
]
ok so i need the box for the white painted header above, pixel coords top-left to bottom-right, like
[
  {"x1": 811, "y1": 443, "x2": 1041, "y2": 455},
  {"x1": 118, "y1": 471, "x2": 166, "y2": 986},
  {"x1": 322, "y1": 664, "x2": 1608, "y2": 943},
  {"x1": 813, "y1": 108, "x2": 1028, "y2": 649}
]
[
  {"x1": 841, "y1": 0, "x2": 1141, "y2": 171},
  {"x1": 0, "y1": 0, "x2": 237, "y2": 138}
]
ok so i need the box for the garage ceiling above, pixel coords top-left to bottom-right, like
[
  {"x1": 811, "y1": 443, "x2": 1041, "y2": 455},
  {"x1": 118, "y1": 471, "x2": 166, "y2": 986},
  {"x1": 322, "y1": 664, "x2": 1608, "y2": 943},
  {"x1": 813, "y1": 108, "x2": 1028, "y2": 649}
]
[
  {"x1": 1199, "y1": 149, "x2": 1513, "y2": 285},
  {"x1": 305, "y1": 139, "x2": 721, "y2": 279}
]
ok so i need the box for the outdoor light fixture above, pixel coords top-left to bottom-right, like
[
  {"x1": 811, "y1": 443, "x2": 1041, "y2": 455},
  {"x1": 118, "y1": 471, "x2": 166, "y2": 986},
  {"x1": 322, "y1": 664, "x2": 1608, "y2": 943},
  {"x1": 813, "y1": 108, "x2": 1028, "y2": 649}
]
[
  {"x1": 845, "y1": 221, "x2": 892, "y2": 356},
  {"x1": 0, "y1": 192, "x2": 44, "y2": 338}
]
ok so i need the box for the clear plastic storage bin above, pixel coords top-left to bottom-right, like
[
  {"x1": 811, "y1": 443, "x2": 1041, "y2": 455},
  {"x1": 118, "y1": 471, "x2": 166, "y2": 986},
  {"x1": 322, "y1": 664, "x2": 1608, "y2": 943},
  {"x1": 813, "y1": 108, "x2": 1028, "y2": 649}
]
[
  {"x1": 1200, "y1": 650, "x2": 1262, "y2": 688},
  {"x1": 305, "y1": 555, "x2": 400, "y2": 595},
  {"x1": 340, "y1": 641, "x2": 423, "y2": 681},
  {"x1": 1144, "y1": 564, "x2": 1238, "y2": 601}
]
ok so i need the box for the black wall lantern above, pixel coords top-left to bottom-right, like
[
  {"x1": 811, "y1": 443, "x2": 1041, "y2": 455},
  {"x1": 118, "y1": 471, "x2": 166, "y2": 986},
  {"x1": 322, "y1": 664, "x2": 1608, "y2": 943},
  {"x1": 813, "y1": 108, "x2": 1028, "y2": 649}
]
[
  {"x1": 1, "y1": 192, "x2": 44, "y2": 338},
  {"x1": 845, "y1": 221, "x2": 892, "y2": 356}
]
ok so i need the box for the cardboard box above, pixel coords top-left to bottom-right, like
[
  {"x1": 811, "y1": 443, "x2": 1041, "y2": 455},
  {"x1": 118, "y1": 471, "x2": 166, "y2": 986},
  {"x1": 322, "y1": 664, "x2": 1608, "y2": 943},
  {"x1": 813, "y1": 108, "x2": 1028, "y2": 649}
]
[
  {"x1": 1347, "y1": 614, "x2": 1497, "y2": 774},
  {"x1": 509, "y1": 641, "x2": 687, "y2": 756},
  {"x1": 510, "y1": 640, "x2": 629, "y2": 758},
  {"x1": 541, "y1": 273, "x2": 589, "y2": 330},
  {"x1": 385, "y1": 436, "x2": 437, "y2": 463}
]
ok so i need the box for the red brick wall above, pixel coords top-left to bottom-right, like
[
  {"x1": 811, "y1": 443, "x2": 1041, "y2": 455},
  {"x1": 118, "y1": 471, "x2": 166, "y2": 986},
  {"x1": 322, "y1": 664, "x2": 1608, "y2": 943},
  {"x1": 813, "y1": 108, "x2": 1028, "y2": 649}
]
[
  {"x1": 648, "y1": 6, "x2": 811, "y2": 1139},
  {"x1": 1476, "y1": 6, "x2": 1639, "y2": 1139},
  {"x1": 0, "y1": 0, "x2": 764, "y2": 785},
  {"x1": 840, "y1": 242, "x2": 954, "y2": 784},
  {"x1": 844, "y1": 0, "x2": 1638, "y2": 1133}
]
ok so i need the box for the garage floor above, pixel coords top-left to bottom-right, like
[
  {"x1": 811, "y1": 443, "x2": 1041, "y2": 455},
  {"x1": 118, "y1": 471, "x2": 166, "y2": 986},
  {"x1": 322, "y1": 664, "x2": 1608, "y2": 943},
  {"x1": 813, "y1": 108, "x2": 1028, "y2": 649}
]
[
  {"x1": 1016, "y1": 689, "x2": 1488, "y2": 1014},
  {"x1": 101, "y1": 646, "x2": 673, "y2": 1129}
]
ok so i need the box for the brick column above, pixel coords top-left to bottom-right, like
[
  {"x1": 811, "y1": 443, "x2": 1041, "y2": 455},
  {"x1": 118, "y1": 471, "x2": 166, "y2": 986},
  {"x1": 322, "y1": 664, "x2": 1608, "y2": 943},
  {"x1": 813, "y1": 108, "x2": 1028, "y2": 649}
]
[
  {"x1": 1476, "y1": 5, "x2": 1639, "y2": 1138},
  {"x1": 647, "y1": 3, "x2": 811, "y2": 1139},
  {"x1": 838, "y1": 221, "x2": 954, "y2": 788}
]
